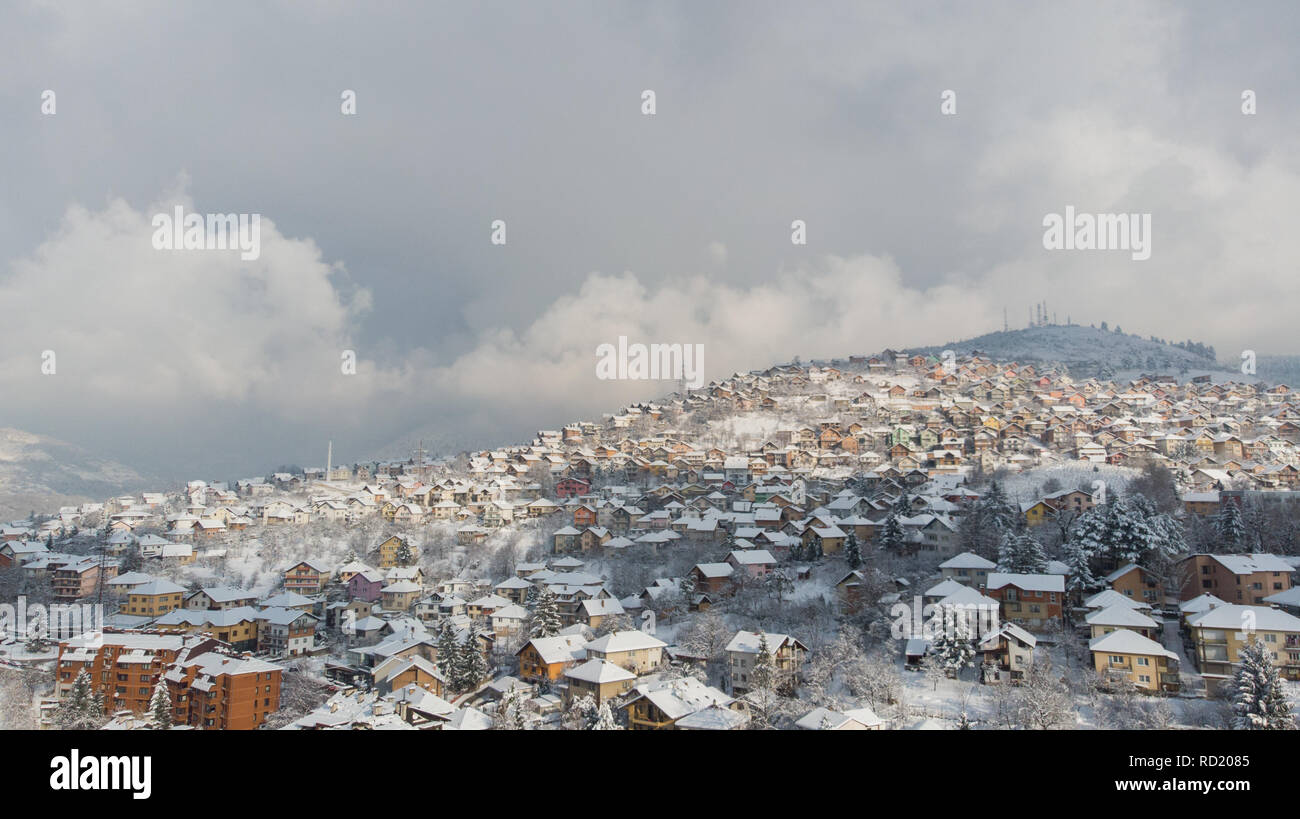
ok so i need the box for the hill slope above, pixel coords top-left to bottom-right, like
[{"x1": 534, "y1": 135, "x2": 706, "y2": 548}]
[{"x1": 0, "y1": 427, "x2": 151, "y2": 521}]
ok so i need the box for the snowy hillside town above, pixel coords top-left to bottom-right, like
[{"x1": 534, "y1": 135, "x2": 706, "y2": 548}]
[{"x1": 2, "y1": 351, "x2": 1298, "y2": 732}]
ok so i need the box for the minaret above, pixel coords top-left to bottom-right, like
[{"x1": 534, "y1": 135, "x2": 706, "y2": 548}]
[{"x1": 327, "y1": 440, "x2": 332, "y2": 479}]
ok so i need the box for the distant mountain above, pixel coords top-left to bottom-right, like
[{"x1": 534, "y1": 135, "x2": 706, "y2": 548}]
[
  {"x1": 905, "y1": 324, "x2": 1224, "y2": 377},
  {"x1": 0, "y1": 427, "x2": 152, "y2": 521}
]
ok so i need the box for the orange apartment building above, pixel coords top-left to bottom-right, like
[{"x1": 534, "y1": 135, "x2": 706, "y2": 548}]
[
  {"x1": 165, "y1": 647, "x2": 283, "y2": 730},
  {"x1": 1178, "y1": 554, "x2": 1294, "y2": 604},
  {"x1": 57, "y1": 632, "x2": 283, "y2": 728},
  {"x1": 56, "y1": 632, "x2": 190, "y2": 714}
]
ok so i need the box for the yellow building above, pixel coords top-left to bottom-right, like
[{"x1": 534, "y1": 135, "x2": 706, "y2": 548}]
[
  {"x1": 1089, "y1": 628, "x2": 1180, "y2": 692},
  {"x1": 377, "y1": 535, "x2": 415, "y2": 568},
  {"x1": 1186, "y1": 604, "x2": 1300, "y2": 687},
  {"x1": 121, "y1": 579, "x2": 187, "y2": 616}
]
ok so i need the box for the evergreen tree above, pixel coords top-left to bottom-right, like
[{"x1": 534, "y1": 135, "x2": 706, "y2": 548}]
[
  {"x1": 56, "y1": 669, "x2": 104, "y2": 730},
  {"x1": 590, "y1": 700, "x2": 620, "y2": 730},
  {"x1": 996, "y1": 531, "x2": 1048, "y2": 574},
  {"x1": 678, "y1": 574, "x2": 697, "y2": 610},
  {"x1": 929, "y1": 609, "x2": 976, "y2": 677},
  {"x1": 1214, "y1": 501, "x2": 1246, "y2": 552},
  {"x1": 455, "y1": 635, "x2": 488, "y2": 693},
  {"x1": 1062, "y1": 537, "x2": 1098, "y2": 595},
  {"x1": 982, "y1": 481, "x2": 1020, "y2": 533},
  {"x1": 149, "y1": 681, "x2": 172, "y2": 729},
  {"x1": 807, "y1": 533, "x2": 824, "y2": 561},
  {"x1": 436, "y1": 622, "x2": 462, "y2": 686},
  {"x1": 1070, "y1": 493, "x2": 1184, "y2": 571},
  {"x1": 564, "y1": 694, "x2": 597, "y2": 730},
  {"x1": 876, "y1": 512, "x2": 905, "y2": 552},
  {"x1": 750, "y1": 633, "x2": 776, "y2": 693},
  {"x1": 891, "y1": 490, "x2": 912, "y2": 515},
  {"x1": 1231, "y1": 638, "x2": 1295, "y2": 730},
  {"x1": 528, "y1": 588, "x2": 563, "y2": 638},
  {"x1": 844, "y1": 529, "x2": 863, "y2": 569}
]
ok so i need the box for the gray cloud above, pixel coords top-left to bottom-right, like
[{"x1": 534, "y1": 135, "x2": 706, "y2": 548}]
[{"x1": 2, "y1": 1, "x2": 1298, "y2": 479}]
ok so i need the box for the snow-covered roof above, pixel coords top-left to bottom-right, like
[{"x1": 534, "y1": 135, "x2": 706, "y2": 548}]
[
  {"x1": 1088, "y1": 629, "x2": 1177, "y2": 659},
  {"x1": 939, "y1": 552, "x2": 997, "y2": 570}
]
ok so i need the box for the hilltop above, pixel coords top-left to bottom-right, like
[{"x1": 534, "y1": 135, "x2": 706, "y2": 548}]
[{"x1": 904, "y1": 324, "x2": 1224, "y2": 376}]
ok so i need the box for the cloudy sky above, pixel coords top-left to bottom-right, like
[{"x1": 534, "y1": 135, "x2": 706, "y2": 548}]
[{"x1": 2, "y1": 1, "x2": 1298, "y2": 481}]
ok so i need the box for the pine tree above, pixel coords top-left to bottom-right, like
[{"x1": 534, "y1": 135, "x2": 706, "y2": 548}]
[
  {"x1": 996, "y1": 531, "x2": 1048, "y2": 574},
  {"x1": 877, "y1": 512, "x2": 905, "y2": 552},
  {"x1": 929, "y1": 609, "x2": 976, "y2": 678},
  {"x1": 528, "y1": 588, "x2": 562, "y2": 638},
  {"x1": 1230, "y1": 638, "x2": 1295, "y2": 730},
  {"x1": 590, "y1": 700, "x2": 620, "y2": 730},
  {"x1": 844, "y1": 529, "x2": 862, "y2": 569},
  {"x1": 1214, "y1": 502, "x2": 1246, "y2": 553},
  {"x1": 455, "y1": 635, "x2": 488, "y2": 693},
  {"x1": 678, "y1": 574, "x2": 697, "y2": 610},
  {"x1": 750, "y1": 633, "x2": 776, "y2": 693},
  {"x1": 1062, "y1": 537, "x2": 1098, "y2": 595},
  {"x1": 148, "y1": 681, "x2": 172, "y2": 729},
  {"x1": 436, "y1": 622, "x2": 462, "y2": 688},
  {"x1": 982, "y1": 481, "x2": 1020, "y2": 533},
  {"x1": 56, "y1": 669, "x2": 104, "y2": 730},
  {"x1": 807, "y1": 533, "x2": 824, "y2": 561}
]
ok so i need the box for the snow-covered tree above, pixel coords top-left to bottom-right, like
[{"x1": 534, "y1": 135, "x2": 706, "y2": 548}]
[
  {"x1": 750, "y1": 633, "x2": 776, "y2": 693},
  {"x1": 454, "y1": 636, "x2": 488, "y2": 693},
  {"x1": 1070, "y1": 493, "x2": 1184, "y2": 572},
  {"x1": 563, "y1": 693, "x2": 597, "y2": 730},
  {"x1": 996, "y1": 531, "x2": 1048, "y2": 574},
  {"x1": 436, "y1": 622, "x2": 462, "y2": 686},
  {"x1": 678, "y1": 574, "x2": 697, "y2": 609},
  {"x1": 844, "y1": 529, "x2": 863, "y2": 569},
  {"x1": 876, "y1": 512, "x2": 905, "y2": 552},
  {"x1": 1230, "y1": 638, "x2": 1295, "y2": 730},
  {"x1": 1013, "y1": 658, "x2": 1073, "y2": 729},
  {"x1": 589, "y1": 700, "x2": 620, "y2": 730},
  {"x1": 528, "y1": 588, "x2": 562, "y2": 638},
  {"x1": 959, "y1": 480, "x2": 1021, "y2": 558},
  {"x1": 148, "y1": 681, "x2": 172, "y2": 729},
  {"x1": 1062, "y1": 537, "x2": 1098, "y2": 595},
  {"x1": 929, "y1": 609, "x2": 977, "y2": 678},
  {"x1": 55, "y1": 669, "x2": 105, "y2": 730},
  {"x1": 1213, "y1": 501, "x2": 1246, "y2": 553},
  {"x1": 493, "y1": 687, "x2": 527, "y2": 730}
]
